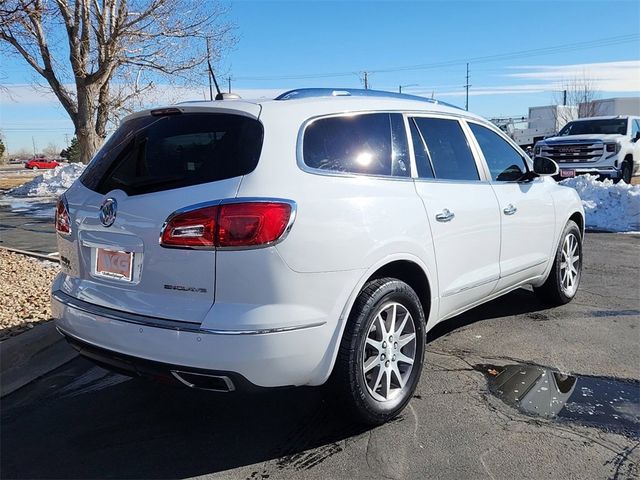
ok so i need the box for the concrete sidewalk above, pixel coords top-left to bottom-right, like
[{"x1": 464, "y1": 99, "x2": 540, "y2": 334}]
[{"x1": 0, "y1": 321, "x2": 77, "y2": 397}]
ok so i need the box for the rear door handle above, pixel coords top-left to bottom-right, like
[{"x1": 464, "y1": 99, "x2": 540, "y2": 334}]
[
  {"x1": 503, "y1": 204, "x2": 517, "y2": 215},
  {"x1": 435, "y1": 209, "x2": 455, "y2": 222}
]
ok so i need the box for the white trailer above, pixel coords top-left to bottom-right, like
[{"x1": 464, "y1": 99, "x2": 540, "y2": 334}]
[
  {"x1": 581, "y1": 97, "x2": 640, "y2": 117},
  {"x1": 502, "y1": 105, "x2": 577, "y2": 148}
]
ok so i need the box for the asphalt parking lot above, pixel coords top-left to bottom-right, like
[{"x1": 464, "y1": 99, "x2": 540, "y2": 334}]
[
  {"x1": 1, "y1": 232, "x2": 639, "y2": 480},
  {"x1": 0, "y1": 198, "x2": 57, "y2": 254}
]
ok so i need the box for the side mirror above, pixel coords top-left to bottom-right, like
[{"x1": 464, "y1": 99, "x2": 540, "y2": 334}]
[
  {"x1": 533, "y1": 156, "x2": 559, "y2": 176},
  {"x1": 632, "y1": 131, "x2": 640, "y2": 143}
]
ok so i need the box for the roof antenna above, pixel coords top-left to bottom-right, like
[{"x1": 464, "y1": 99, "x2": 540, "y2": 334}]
[{"x1": 206, "y1": 38, "x2": 224, "y2": 100}]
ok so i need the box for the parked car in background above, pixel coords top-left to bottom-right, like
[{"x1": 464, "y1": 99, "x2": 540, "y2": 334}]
[
  {"x1": 25, "y1": 157, "x2": 60, "y2": 170},
  {"x1": 534, "y1": 115, "x2": 640, "y2": 183},
  {"x1": 52, "y1": 88, "x2": 584, "y2": 425}
]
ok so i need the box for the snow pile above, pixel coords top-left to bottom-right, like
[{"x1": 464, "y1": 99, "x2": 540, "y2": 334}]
[
  {"x1": 10, "y1": 163, "x2": 86, "y2": 197},
  {"x1": 560, "y1": 175, "x2": 640, "y2": 232}
]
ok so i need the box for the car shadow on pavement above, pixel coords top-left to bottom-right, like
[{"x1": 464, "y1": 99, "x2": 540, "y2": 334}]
[
  {"x1": 428, "y1": 287, "x2": 549, "y2": 342},
  {"x1": 1, "y1": 288, "x2": 546, "y2": 479},
  {"x1": 0, "y1": 357, "x2": 369, "y2": 479}
]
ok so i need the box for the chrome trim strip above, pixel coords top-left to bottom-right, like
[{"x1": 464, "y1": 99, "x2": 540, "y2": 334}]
[
  {"x1": 170, "y1": 371, "x2": 236, "y2": 392},
  {"x1": 53, "y1": 289, "x2": 325, "y2": 335},
  {"x1": 441, "y1": 276, "x2": 500, "y2": 297},
  {"x1": 296, "y1": 110, "x2": 484, "y2": 182},
  {"x1": 499, "y1": 258, "x2": 548, "y2": 279}
]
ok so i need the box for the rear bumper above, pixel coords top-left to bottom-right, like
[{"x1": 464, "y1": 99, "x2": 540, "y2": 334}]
[
  {"x1": 58, "y1": 328, "x2": 254, "y2": 391},
  {"x1": 52, "y1": 290, "x2": 332, "y2": 388}
]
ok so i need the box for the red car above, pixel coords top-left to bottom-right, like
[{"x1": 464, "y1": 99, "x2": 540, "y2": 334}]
[{"x1": 25, "y1": 158, "x2": 60, "y2": 170}]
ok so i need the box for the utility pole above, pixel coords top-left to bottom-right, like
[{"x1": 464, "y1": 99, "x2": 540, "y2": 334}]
[
  {"x1": 32, "y1": 136, "x2": 37, "y2": 156},
  {"x1": 363, "y1": 71, "x2": 369, "y2": 90},
  {"x1": 563, "y1": 89, "x2": 567, "y2": 106},
  {"x1": 64, "y1": 133, "x2": 70, "y2": 148},
  {"x1": 228, "y1": 76, "x2": 232, "y2": 93},
  {"x1": 464, "y1": 62, "x2": 471, "y2": 111}
]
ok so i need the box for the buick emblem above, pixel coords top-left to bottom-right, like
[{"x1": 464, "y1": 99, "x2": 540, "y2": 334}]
[{"x1": 99, "y1": 198, "x2": 117, "y2": 227}]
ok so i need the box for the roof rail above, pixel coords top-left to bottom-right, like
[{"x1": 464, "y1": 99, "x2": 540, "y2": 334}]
[{"x1": 275, "y1": 88, "x2": 461, "y2": 109}]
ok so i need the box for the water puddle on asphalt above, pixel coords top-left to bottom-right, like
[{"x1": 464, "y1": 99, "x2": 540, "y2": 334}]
[{"x1": 475, "y1": 363, "x2": 640, "y2": 439}]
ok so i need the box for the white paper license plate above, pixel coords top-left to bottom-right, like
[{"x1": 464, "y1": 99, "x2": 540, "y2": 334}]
[
  {"x1": 95, "y1": 248, "x2": 134, "y2": 281},
  {"x1": 560, "y1": 169, "x2": 575, "y2": 178}
]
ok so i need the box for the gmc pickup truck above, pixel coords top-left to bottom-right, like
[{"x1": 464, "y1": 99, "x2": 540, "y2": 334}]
[{"x1": 534, "y1": 116, "x2": 640, "y2": 183}]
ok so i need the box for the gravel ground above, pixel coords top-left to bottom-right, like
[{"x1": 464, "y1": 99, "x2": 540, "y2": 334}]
[{"x1": 0, "y1": 250, "x2": 59, "y2": 339}]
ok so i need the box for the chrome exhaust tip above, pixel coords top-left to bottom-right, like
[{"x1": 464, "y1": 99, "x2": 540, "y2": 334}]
[{"x1": 170, "y1": 370, "x2": 235, "y2": 392}]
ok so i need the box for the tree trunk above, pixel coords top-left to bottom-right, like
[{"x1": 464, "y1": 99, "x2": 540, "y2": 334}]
[
  {"x1": 76, "y1": 126, "x2": 103, "y2": 164},
  {"x1": 75, "y1": 84, "x2": 104, "y2": 164}
]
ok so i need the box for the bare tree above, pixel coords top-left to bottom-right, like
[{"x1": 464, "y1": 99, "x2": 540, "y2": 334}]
[
  {"x1": 0, "y1": 0, "x2": 235, "y2": 163},
  {"x1": 12, "y1": 147, "x2": 34, "y2": 160},
  {"x1": 552, "y1": 75, "x2": 601, "y2": 128},
  {"x1": 42, "y1": 141, "x2": 60, "y2": 157}
]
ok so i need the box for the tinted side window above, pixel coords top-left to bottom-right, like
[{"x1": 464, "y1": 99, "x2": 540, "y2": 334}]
[
  {"x1": 303, "y1": 113, "x2": 398, "y2": 177},
  {"x1": 412, "y1": 117, "x2": 479, "y2": 181},
  {"x1": 469, "y1": 123, "x2": 528, "y2": 182},
  {"x1": 81, "y1": 113, "x2": 264, "y2": 196},
  {"x1": 632, "y1": 120, "x2": 640, "y2": 138}
]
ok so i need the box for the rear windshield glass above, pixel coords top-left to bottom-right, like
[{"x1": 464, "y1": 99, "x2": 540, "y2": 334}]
[{"x1": 80, "y1": 113, "x2": 264, "y2": 196}]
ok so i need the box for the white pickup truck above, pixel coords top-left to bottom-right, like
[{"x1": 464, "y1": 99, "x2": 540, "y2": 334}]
[{"x1": 534, "y1": 116, "x2": 640, "y2": 183}]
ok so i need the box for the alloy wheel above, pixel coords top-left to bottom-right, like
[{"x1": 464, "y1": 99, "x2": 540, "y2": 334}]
[
  {"x1": 560, "y1": 233, "x2": 580, "y2": 297},
  {"x1": 362, "y1": 302, "x2": 417, "y2": 402}
]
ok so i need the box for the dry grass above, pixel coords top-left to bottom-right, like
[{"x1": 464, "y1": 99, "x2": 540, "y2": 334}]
[
  {"x1": 0, "y1": 166, "x2": 39, "y2": 191},
  {"x1": 0, "y1": 176, "x2": 33, "y2": 190}
]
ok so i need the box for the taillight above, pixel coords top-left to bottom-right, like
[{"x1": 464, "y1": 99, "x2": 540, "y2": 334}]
[
  {"x1": 160, "y1": 200, "x2": 294, "y2": 249},
  {"x1": 161, "y1": 205, "x2": 218, "y2": 247},
  {"x1": 55, "y1": 196, "x2": 71, "y2": 235}
]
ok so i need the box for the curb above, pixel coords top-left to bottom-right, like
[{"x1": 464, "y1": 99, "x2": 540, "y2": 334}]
[
  {"x1": 0, "y1": 321, "x2": 77, "y2": 397},
  {"x1": 0, "y1": 246, "x2": 60, "y2": 262}
]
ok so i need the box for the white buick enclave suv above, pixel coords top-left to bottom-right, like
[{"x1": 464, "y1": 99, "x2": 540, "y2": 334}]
[{"x1": 52, "y1": 88, "x2": 584, "y2": 424}]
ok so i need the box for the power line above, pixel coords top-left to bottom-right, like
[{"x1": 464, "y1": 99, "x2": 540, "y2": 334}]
[{"x1": 232, "y1": 34, "x2": 639, "y2": 81}]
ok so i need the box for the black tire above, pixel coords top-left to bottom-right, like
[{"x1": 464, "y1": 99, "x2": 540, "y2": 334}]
[
  {"x1": 534, "y1": 220, "x2": 582, "y2": 306},
  {"x1": 332, "y1": 277, "x2": 426, "y2": 425},
  {"x1": 622, "y1": 158, "x2": 633, "y2": 184}
]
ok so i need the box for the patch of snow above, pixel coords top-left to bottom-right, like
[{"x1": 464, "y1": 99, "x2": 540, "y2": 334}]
[
  {"x1": 9, "y1": 163, "x2": 86, "y2": 197},
  {"x1": 560, "y1": 174, "x2": 640, "y2": 233}
]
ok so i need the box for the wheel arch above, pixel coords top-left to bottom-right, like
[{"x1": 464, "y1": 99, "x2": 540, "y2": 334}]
[
  {"x1": 569, "y1": 211, "x2": 585, "y2": 238},
  {"x1": 312, "y1": 255, "x2": 436, "y2": 386},
  {"x1": 367, "y1": 260, "x2": 433, "y2": 322}
]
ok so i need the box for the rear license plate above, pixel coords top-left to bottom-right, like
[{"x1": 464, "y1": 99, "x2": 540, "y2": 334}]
[
  {"x1": 95, "y1": 248, "x2": 134, "y2": 282},
  {"x1": 560, "y1": 169, "x2": 575, "y2": 178}
]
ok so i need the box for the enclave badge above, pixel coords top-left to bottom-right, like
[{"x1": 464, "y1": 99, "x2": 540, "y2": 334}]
[{"x1": 99, "y1": 198, "x2": 117, "y2": 227}]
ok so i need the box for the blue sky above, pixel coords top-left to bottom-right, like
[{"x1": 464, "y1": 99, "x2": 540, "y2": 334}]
[{"x1": 1, "y1": 0, "x2": 639, "y2": 153}]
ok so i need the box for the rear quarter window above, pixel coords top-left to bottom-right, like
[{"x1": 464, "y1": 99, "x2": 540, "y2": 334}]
[
  {"x1": 302, "y1": 113, "x2": 410, "y2": 177},
  {"x1": 80, "y1": 113, "x2": 264, "y2": 196}
]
